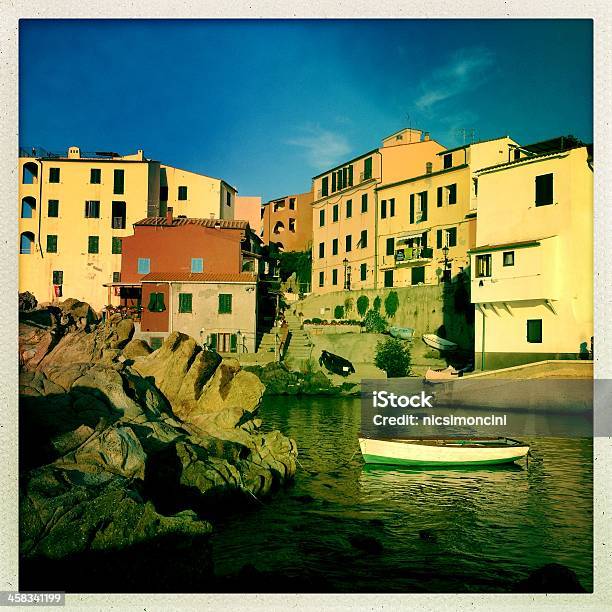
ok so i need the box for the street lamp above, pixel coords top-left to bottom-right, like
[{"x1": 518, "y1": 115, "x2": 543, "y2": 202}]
[
  {"x1": 442, "y1": 245, "x2": 450, "y2": 282},
  {"x1": 343, "y1": 258, "x2": 351, "y2": 290}
]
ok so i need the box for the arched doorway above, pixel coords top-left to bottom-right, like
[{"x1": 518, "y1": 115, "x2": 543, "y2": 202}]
[
  {"x1": 22, "y1": 162, "x2": 38, "y2": 185},
  {"x1": 21, "y1": 196, "x2": 36, "y2": 218}
]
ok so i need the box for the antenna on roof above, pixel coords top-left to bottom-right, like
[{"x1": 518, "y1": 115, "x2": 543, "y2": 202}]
[
  {"x1": 457, "y1": 128, "x2": 476, "y2": 145},
  {"x1": 405, "y1": 113, "x2": 412, "y2": 142}
]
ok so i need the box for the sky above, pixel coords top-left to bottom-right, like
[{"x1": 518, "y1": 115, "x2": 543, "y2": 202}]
[{"x1": 20, "y1": 19, "x2": 593, "y2": 202}]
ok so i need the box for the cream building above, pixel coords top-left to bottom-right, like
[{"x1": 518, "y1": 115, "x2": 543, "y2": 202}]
[
  {"x1": 376, "y1": 136, "x2": 518, "y2": 288},
  {"x1": 310, "y1": 128, "x2": 445, "y2": 294},
  {"x1": 18, "y1": 146, "x2": 236, "y2": 310},
  {"x1": 470, "y1": 137, "x2": 593, "y2": 370}
]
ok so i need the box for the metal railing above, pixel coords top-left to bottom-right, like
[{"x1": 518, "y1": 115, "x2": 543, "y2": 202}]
[{"x1": 395, "y1": 246, "x2": 434, "y2": 263}]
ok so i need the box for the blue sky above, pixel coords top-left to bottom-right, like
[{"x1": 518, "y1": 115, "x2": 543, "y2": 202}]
[{"x1": 20, "y1": 19, "x2": 592, "y2": 202}]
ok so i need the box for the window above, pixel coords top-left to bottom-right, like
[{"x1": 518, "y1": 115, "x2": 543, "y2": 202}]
[
  {"x1": 319, "y1": 271, "x2": 324, "y2": 287},
  {"x1": 319, "y1": 242, "x2": 325, "y2": 258},
  {"x1": 535, "y1": 173, "x2": 554, "y2": 206},
  {"x1": 289, "y1": 218, "x2": 296, "y2": 232},
  {"x1": 361, "y1": 193, "x2": 368, "y2": 213},
  {"x1": 514, "y1": 148, "x2": 521, "y2": 161},
  {"x1": 381, "y1": 200, "x2": 387, "y2": 219},
  {"x1": 112, "y1": 201, "x2": 126, "y2": 229},
  {"x1": 447, "y1": 184, "x2": 457, "y2": 205},
  {"x1": 437, "y1": 229, "x2": 443, "y2": 249},
  {"x1": 22, "y1": 162, "x2": 37, "y2": 184},
  {"x1": 475, "y1": 254, "x2": 492, "y2": 278},
  {"x1": 363, "y1": 157, "x2": 373, "y2": 180},
  {"x1": 426, "y1": 162, "x2": 433, "y2": 174},
  {"x1": 113, "y1": 169, "x2": 125, "y2": 195},
  {"x1": 289, "y1": 198, "x2": 295, "y2": 210},
  {"x1": 20, "y1": 232, "x2": 34, "y2": 254},
  {"x1": 113, "y1": 272, "x2": 121, "y2": 283},
  {"x1": 437, "y1": 187, "x2": 443, "y2": 208},
  {"x1": 178, "y1": 186, "x2": 188, "y2": 200},
  {"x1": 138, "y1": 257, "x2": 151, "y2": 274},
  {"x1": 90, "y1": 168, "x2": 101, "y2": 184},
  {"x1": 84, "y1": 200, "x2": 100, "y2": 218},
  {"x1": 160, "y1": 185, "x2": 169, "y2": 201},
  {"x1": 112, "y1": 237, "x2": 122, "y2": 254},
  {"x1": 389, "y1": 198, "x2": 395, "y2": 217},
  {"x1": 332, "y1": 238, "x2": 338, "y2": 256},
  {"x1": 446, "y1": 227, "x2": 457, "y2": 247},
  {"x1": 21, "y1": 197, "x2": 35, "y2": 218},
  {"x1": 410, "y1": 192, "x2": 428, "y2": 223},
  {"x1": 386, "y1": 237, "x2": 394, "y2": 256},
  {"x1": 359, "y1": 229, "x2": 368, "y2": 249},
  {"x1": 321, "y1": 176, "x2": 329, "y2": 197},
  {"x1": 333, "y1": 204, "x2": 339, "y2": 222},
  {"x1": 360, "y1": 263, "x2": 367, "y2": 281},
  {"x1": 384, "y1": 270, "x2": 394, "y2": 288},
  {"x1": 527, "y1": 319, "x2": 543, "y2": 343},
  {"x1": 88, "y1": 236, "x2": 99, "y2": 254},
  {"x1": 52, "y1": 270, "x2": 63, "y2": 285},
  {"x1": 346, "y1": 199, "x2": 352, "y2": 218},
  {"x1": 226, "y1": 191, "x2": 232, "y2": 207},
  {"x1": 443, "y1": 154, "x2": 452, "y2": 169},
  {"x1": 332, "y1": 269, "x2": 338, "y2": 286},
  {"x1": 218, "y1": 293, "x2": 232, "y2": 314},
  {"x1": 46, "y1": 235, "x2": 57, "y2": 253},
  {"x1": 148, "y1": 292, "x2": 166, "y2": 312},
  {"x1": 345, "y1": 235, "x2": 352, "y2": 252},
  {"x1": 178, "y1": 293, "x2": 193, "y2": 313},
  {"x1": 503, "y1": 251, "x2": 515, "y2": 266},
  {"x1": 191, "y1": 257, "x2": 204, "y2": 273},
  {"x1": 319, "y1": 209, "x2": 325, "y2": 227},
  {"x1": 411, "y1": 266, "x2": 425, "y2": 285},
  {"x1": 49, "y1": 167, "x2": 60, "y2": 183},
  {"x1": 48, "y1": 199, "x2": 59, "y2": 217}
]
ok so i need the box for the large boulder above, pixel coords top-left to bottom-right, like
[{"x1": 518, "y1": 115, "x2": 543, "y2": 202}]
[
  {"x1": 19, "y1": 291, "x2": 38, "y2": 312},
  {"x1": 59, "y1": 298, "x2": 99, "y2": 325},
  {"x1": 122, "y1": 338, "x2": 152, "y2": 360}
]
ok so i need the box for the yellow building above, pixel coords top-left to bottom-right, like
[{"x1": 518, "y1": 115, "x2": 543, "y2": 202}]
[
  {"x1": 19, "y1": 146, "x2": 236, "y2": 310},
  {"x1": 376, "y1": 136, "x2": 518, "y2": 288},
  {"x1": 470, "y1": 137, "x2": 593, "y2": 369},
  {"x1": 310, "y1": 128, "x2": 445, "y2": 294}
]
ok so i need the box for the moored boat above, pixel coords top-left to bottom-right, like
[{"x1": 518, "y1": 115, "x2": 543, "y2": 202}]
[
  {"x1": 424, "y1": 365, "x2": 461, "y2": 383},
  {"x1": 389, "y1": 326, "x2": 415, "y2": 341},
  {"x1": 319, "y1": 350, "x2": 355, "y2": 377},
  {"x1": 422, "y1": 333, "x2": 458, "y2": 352},
  {"x1": 359, "y1": 437, "x2": 530, "y2": 466}
]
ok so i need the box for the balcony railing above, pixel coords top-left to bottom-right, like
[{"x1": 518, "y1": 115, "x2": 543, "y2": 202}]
[
  {"x1": 112, "y1": 216, "x2": 126, "y2": 229},
  {"x1": 395, "y1": 246, "x2": 434, "y2": 263}
]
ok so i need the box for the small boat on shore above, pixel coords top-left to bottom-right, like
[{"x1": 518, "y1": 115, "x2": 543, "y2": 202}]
[
  {"x1": 359, "y1": 437, "x2": 530, "y2": 466},
  {"x1": 422, "y1": 334, "x2": 458, "y2": 352},
  {"x1": 389, "y1": 326, "x2": 415, "y2": 341},
  {"x1": 424, "y1": 365, "x2": 461, "y2": 383},
  {"x1": 319, "y1": 350, "x2": 355, "y2": 377}
]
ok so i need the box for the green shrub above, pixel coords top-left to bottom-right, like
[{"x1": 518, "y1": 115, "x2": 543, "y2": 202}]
[
  {"x1": 344, "y1": 297, "x2": 354, "y2": 316},
  {"x1": 311, "y1": 317, "x2": 323, "y2": 324},
  {"x1": 363, "y1": 309, "x2": 388, "y2": 333},
  {"x1": 375, "y1": 337, "x2": 411, "y2": 377},
  {"x1": 373, "y1": 295, "x2": 382, "y2": 312},
  {"x1": 356, "y1": 295, "x2": 369, "y2": 317},
  {"x1": 334, "y1": 305, "x2": 345, "y2": 319},
  {"x1": 384, "y1": 291, "x2": 399, "y2": 318}
]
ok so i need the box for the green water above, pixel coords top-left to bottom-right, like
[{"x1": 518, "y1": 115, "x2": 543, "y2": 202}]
[{"x1": 212, "y1": 396, "x2": 593, "y2": 592}]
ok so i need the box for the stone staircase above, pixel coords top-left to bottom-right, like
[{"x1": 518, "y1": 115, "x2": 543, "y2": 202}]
[{"x1": 283, "y1": 313, "x2": 314, "y2": 366}]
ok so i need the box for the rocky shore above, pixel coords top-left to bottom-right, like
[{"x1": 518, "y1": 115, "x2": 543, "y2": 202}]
[{"x1": 19, "y1": 298, "x2": 297, "y2": 590}]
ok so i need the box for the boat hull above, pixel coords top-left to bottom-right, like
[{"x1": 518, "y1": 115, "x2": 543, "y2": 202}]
[
  {"x1": 422, "y1": 334, "x2": 458, "y2": 351},
  {"x1": 389, "y1": 326, "x2": 414, "y2": 341},
  {"x1": 359, "y1": 438, "x2": 529, "y2": 466}
]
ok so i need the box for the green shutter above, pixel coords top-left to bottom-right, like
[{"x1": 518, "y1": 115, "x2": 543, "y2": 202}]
[
  {"x1": 535, "y1": 174, "x2": 553, "y2": 206},
  {"x1": 179, "y1": 293, "x2": 192, "y2": 313},
  {"x1": 112, "y1": 237, "x2": 122, "y2": 254},
  {"x1": 527, "y1": 319, "x2": 542, "y2": 343},
  {"x1": 230, "y1": 334, "x2": 238, "y2": 353},
  {"x1": 381, "y1": 200, "x2": 387, "y2": 219},
  {"x1": 437, "y1": 229, "x2": 443, "y2": 249},
  {"x1": 46, "y1": 235, "x2": 57, "y2": 253},
  {"x1": 364, "y1": 157, "x2": 372, "y2": 179},
  {"x1": 48, "y1": 200, "x2": 59, "y2": 217},
  {"x1": 348, "y1": 165, "x2": 353, "y2": 186},
  {"x1": 114, "y1": 169, "x2": 125, "y2": 195},
  {"x1": 390, "y1": 198, "x2": 395, "y2": 217},
  {"x1": 321, "y1": 176, "x2": 329, "y2": 197},
  {"x1": 437, "y1": 186, "x2": 443, "y2": 207},
  {"x1": 148, "y1": 292, "x2": 157, "y2": 311},
  {"x1": 88, "y1": 236, "x2": 99, "y2": 254},
  {"x1": 331, "y1": 171, "x2": 336, "y2": 192},
  {"x1": 449, "y1": 184, "x2": 457, "y2": 204},
  {"x1": 386, "y1": 237, "x2": 394, "y2": 256},
  {"x1": 421, "y1": 192, "x2": 428, "y2": 221},
  {"x1": 219, "y1": 294, "x2": 232, "y2": 314},
  {"x1": 346, "y1": 200, "x2": 352, "y2": 217},
  {"x1": 210, "y1": 333, "x2": 218, "y2": 350},
  {"x1": 410, "y1": 194, "x2": 415, "y2": 224}
]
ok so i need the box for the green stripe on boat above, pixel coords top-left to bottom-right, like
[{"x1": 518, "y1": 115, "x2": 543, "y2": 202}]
[{"x1": 362, "y1": 454, "x2": 526, "y2": 466}]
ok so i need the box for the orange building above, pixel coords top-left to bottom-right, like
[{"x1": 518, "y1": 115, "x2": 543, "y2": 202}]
[
  {"x1": 262, "y1": 190, "x2": 313, "y2": 252},
  {"x1": 235, "y1": 195, "x2": 263, "y2": 233}
]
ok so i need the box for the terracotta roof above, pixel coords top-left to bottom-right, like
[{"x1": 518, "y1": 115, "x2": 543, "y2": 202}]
[
  {"x1": 134, "y1": 217, "x2": 249, "y2": 229},
  {"x1": 140, "y1": 272, "x2": 256, "y2": 283}
]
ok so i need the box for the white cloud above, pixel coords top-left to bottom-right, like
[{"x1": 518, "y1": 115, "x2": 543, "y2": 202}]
[
  {"x1": 286, "y1": 125, "x2": 352, "y2": 169},
  {"x1": 415, "y1": 47, "x2": 496, "y2": 111}
]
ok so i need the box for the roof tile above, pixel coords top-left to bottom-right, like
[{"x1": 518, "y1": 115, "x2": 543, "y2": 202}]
[{"x1": 140, "y1": 272, "x2": 256, "y2": 283}]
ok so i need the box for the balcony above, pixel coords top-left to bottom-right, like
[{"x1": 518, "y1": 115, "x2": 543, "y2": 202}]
[
  {"x1": 395, "y1": 246, "x2": 434, "y2": 264},
  {"x1": 360, "y1": 171, "x2": 373, "y2": 182},
  {"x1": 112, "y1": 216, "x2": 126, "y2": 229}
]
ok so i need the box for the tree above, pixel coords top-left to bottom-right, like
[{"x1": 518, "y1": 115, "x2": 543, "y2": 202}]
[
  {"x1": 375, "y1": 338, "x2": 411, "y2": 377},
  {"x1": 373, "y1": 295, "x2": 382, "y2": 312},
  {"x1": 384, "y1": 291, "x2": 399, "y2": 318},
  {"x1": 278, "y1": 250, "x2": 312, "y2": 284},
  {"x1": 344, "y1": 297, "x2": 354, "y2": 316},
  {"x1": 363, "y1": 309, "x2": 388, "y2": 333},
  {"x1": 334, "y1": 304, "x2": 345, "y2": 319},
  {"x1": 356, "y1": 295, "x2": 369, "y2": 318}
]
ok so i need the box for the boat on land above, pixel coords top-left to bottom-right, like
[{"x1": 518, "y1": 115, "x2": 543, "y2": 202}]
[
  {"x1": 358, "y1": 437, "x2": 530, "y2": 466},
  {"x1": 389, "y1": 326, "x2": 415, "y2": 341},
  {"x1": 424, "y1": 365, "x2": 461, "y2": 383},
  {"x1": 422, "y1": 334, "x2": 458, "y2": 352},
  {"x1": 319, "y1": 350, "x2": 355, "y2": 377}
]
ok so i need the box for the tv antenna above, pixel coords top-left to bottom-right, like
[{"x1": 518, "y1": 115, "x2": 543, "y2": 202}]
[{"x1": 457, "y1": 128, "x2": 476, "y2": 145}]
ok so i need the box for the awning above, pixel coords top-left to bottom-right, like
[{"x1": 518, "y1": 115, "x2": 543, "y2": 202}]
[
  {"x1": 102, "y1": 282, "x2": 142, "y2": 288},
  {"x1": 395, "y1": 229, "x2": 429, "y2": 245}
]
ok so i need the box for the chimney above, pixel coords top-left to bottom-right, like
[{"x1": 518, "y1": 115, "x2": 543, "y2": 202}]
[
  {"x1": 423, "y1": 132, "x2": 430, "y2": 141},
  {"x1": 166, "y1": 206, "x2": 173, "y2": 225}
]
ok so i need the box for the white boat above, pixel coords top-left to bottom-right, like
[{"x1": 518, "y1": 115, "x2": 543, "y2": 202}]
[
  {"x1": 422, "y1": 334, "x2": 458, "y2": 352},
  {"x1": 359, "y1": 437, "x2": 530, "y2": 467},
  {"x1": 389, "y1": 326, "x2": 415, "y2": 341}
]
